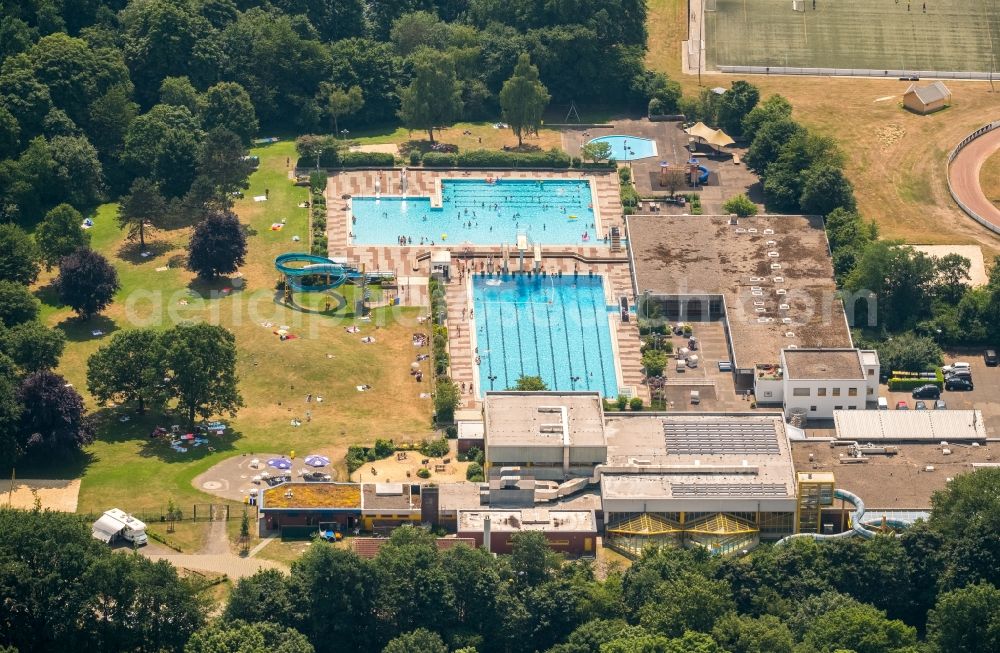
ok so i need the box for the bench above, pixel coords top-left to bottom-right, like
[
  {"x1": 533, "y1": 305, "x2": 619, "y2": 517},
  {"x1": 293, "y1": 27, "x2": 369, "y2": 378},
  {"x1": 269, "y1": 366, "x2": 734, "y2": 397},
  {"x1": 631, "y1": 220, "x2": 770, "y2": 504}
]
[{"x1": 732, "y1": 154, "x2": 741, "y2": 165}]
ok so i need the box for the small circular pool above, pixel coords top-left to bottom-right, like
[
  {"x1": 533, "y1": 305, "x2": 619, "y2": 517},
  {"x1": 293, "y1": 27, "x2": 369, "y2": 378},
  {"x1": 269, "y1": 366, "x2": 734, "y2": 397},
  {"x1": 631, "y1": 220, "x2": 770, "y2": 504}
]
[{"x1": 587, "y1": 135, "x2": 658, "y2": 161}]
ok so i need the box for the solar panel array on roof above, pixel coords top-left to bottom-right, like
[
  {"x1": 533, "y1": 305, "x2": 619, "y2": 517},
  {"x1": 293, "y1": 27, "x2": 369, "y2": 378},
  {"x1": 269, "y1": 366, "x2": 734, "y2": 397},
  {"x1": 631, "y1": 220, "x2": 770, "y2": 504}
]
[
  {"x1": 671, "y1": 483, "x2": 788, "y2": 497},
  {"x1": 663, "y1": 420, "x2": 780, "y2": 455}
]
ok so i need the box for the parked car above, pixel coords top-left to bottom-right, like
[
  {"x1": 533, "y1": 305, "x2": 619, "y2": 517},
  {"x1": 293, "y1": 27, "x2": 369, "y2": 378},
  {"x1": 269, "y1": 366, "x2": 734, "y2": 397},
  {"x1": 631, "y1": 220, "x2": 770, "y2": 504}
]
[
  {"x1": 912, "y1": 384, "x2": 941, "y2": 399},
  {"x1": 877, "y1": 397, "x2": 888, "y2": 410},
  {"x1": 945, "y1": 368, "x2": 972, "y2": 379},
  {"x1": 915, "y1": 400, "x2": 927, "y2": 410},
  {"x1": 941, "y1": 362, "x2": 971, "y2": 374},
  {"x1": 934, "y1": 399, "x2": 947, "y2": 410},
  {"x1": 945, "y1": 377, "x2": 974, "y2": 391},
  {"x1": 895, "y1": 401, "x2": 909, "y2": 410},
  {"x1": 985, "y1": 349, "x2": 998, "y2": 366}
]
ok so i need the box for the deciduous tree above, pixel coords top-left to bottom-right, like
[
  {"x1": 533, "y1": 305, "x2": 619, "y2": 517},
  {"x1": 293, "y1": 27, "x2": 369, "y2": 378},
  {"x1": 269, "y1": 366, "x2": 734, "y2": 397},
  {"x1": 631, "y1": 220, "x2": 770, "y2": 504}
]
[
  {"x1": 17, "y1": 369, "x2": 94, "y2": 459},
  {"x1": 318, "y1": 83, "x2": 363, "y2": 138},
  {"x1": 186, "y1": 210, "x2": 247, "y2": 279},
  {"x1": 500, "y1": 53, "x2": 550, "y2": 148},
  {"x1": 35, "y1": 203, "x2": 89, "y2": 268},
  {"x1": 55, "y1": 247, "x2": 120, "y2": 319},
  {"x1": 186, "y1": 620, "x2": 314, "y2": 653},
  {"x1": 161, "y1": 323, "x2": 243, "y2": 425},
  {"x1": 0, "y1": 321, "x2": 65, "y2": 373},
  {"x1": 397, "y1": 48, "x2": 462, "y2": 143},
  {"x1": 86, "y1": 329, "x2": 166, "y2": 414},
  {"x1": 0, "y1": 222, "x2": 41, "y2": 285},
  {"x1": 0, "y1": 280, "x2": 39, "y2": 327},
  {"x1": 200, "y1": 81, "x2": 259, "y2": 143}
]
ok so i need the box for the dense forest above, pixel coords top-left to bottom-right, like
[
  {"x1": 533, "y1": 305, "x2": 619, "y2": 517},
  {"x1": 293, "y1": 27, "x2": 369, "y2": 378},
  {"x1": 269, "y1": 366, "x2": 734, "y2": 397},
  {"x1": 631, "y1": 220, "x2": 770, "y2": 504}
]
[
  {"x1": 0, "y1": 0, "x2": 665, "y2": 225},
  {"x1": 3, "y1": 468, "x2": 1000, "y2": 652}
]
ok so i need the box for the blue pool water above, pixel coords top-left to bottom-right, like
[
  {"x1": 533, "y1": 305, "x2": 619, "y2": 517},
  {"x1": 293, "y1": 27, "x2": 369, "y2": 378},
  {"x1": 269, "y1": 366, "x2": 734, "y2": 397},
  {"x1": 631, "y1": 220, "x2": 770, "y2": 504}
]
[
  {"x1": 350, "y1": 179, "x2": 599, "y2": 246},
  {"x1": 473, "y1": 275, "x2": 618, "y2": 398},
  {"x1": 587, "y1": 135, "x2": 657, "y2": 161}
]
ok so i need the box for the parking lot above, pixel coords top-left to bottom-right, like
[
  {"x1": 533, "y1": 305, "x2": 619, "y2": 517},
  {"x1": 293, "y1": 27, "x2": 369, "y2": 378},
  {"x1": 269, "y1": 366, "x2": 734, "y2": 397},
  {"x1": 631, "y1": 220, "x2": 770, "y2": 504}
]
[{"x1": 881, "y1": 352, "x2": 1000, "y2": 436}]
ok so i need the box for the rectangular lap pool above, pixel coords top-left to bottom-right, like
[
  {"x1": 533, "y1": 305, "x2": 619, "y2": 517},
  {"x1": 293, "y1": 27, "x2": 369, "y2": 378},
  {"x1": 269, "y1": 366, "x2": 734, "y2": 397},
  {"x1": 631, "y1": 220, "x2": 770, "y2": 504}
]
[
  {"x1": 473, "y1": 275, "x2": 618, "y2": 397},
  {"x1": 351, "y1": 178, "x2": 600, "y2": 246}
]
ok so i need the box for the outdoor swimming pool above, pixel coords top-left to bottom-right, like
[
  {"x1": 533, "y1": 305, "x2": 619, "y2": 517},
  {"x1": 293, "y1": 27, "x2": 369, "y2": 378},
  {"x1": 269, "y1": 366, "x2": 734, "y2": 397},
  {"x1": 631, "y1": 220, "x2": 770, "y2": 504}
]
[
  {"x1": 350, "y1": 178, "x2": 599, "y2": 246},
  {"x1": 473, "y1": 275, "x2": 618, "y2": 397},
  {"x1": 587, "y1": 135, "x2": 657, "y2": 161}
]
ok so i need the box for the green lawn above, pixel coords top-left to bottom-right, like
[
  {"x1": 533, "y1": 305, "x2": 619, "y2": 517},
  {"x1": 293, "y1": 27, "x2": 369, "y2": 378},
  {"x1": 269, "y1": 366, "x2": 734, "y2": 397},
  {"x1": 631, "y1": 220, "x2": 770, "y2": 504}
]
[{"x1": 22, "y1": 139, "x2": 437, "y2": 515}]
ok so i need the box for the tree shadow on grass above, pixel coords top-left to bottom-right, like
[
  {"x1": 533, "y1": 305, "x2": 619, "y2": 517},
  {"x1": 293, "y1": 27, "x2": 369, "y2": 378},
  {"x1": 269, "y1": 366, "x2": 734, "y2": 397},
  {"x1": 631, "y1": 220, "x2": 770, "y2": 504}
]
[
  {"x1": 56, "y1": 314, "x2": 119, "y2": 343},
  {"x1": 33, "y1": 281, "x2": 61, "y2": 308},
  {"x1": 0, "y1": 448, "x2": 93, "y2": 481},
  {"x1": 187, "y1": 274, "x2": 247, "y2": 299},
  {"x1": 116, "y1": 239, "x2": 176, "y2": 265},
  {"x1": 90, "y1": 406, "x2": 240, "y2": 463}
]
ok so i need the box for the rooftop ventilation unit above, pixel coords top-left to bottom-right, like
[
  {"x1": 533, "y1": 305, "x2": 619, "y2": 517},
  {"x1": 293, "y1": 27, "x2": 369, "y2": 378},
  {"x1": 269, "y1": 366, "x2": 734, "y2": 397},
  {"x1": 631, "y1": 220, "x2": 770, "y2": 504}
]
[
  {"x1": 785, "y1": 332, "x2": 796, "y2": 337},
  {"x1": 755, "y1": 307, "x2": 767, "y2": 312},
  {"x1": 735, "y1": 228, "x2": 747, "y2": 234},
  {"x1": 763, "y1": 228, "x2": 775, "y2": 235},
  {"x1": 757, "y1": 317, "x2": 774, "y2": 323},
  {"x1": 750, "y1": 276, "x2": 765, "y2": 282},
  {"x1": 768, "y1": 251, "x2": 780, "y2": 258},
  {"x1": 779, "y1": 303, "x2": 790, "y2": 310},
  {"x1": 771, "y1": 263, "x2": 782, "y2": 269},
  {"x1": 781, "y1": 317, "x2": 792, "y2": 324},
  {"x1": 773, "y1": 276, "x2": 784, "y2": 283},
  {"x1": 776, "y1": 288, "x2": 787, "y2": 295},
  {"x1": 787, "y1": 344, "x2": 799, "y2": 349},
  {"x1": 752, "y1": 290, "x2": 763, "y2": 296},
  {"x1": 748, "y1": 228, "x2": 758, "y2": 233},
  {"x1": 766, "y1": 240, "x2": 777, "y2": 246},
  {"x1": 754, "y1": 300, "x2": 765, "y2": 306}
]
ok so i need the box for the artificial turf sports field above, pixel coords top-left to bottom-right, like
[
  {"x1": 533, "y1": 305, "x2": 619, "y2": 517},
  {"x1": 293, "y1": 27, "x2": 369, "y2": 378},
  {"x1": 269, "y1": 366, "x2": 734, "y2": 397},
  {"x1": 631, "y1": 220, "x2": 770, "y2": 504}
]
[{"x1": 705, "y1": 0, "x2": 1000, "y2": 72}]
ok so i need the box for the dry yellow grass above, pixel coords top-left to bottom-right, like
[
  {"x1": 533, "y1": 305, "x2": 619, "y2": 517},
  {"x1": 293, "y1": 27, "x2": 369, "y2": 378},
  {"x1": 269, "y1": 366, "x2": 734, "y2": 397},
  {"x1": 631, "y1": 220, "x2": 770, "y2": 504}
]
[
  {"x1": 982, "y1": 149, "x2": 1000, "y2": 209},
  {"x1": 646, "y1": 0, "x2": 1000, "y2": 256}
]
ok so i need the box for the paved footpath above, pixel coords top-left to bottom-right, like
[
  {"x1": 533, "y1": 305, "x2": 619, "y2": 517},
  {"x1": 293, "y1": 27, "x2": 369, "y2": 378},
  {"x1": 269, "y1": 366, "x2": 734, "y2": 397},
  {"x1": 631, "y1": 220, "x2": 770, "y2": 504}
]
[{"x1": 143, "y1": 552, "x2": 287, "y2": 579}]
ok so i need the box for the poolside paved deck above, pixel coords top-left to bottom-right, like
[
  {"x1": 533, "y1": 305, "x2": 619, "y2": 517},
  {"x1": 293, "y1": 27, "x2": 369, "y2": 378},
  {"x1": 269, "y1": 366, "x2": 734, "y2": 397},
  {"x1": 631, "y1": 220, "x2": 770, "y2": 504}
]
[{"x1": 317, "y1": 167, "x2": 646, "y2": 405}]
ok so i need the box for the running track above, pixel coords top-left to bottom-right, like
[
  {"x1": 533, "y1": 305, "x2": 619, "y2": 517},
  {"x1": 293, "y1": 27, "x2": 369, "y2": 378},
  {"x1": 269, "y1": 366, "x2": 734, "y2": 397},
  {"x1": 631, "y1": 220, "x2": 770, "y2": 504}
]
[{"x1": 949, "y1": 126, "x2": 1000, "y2": 234}]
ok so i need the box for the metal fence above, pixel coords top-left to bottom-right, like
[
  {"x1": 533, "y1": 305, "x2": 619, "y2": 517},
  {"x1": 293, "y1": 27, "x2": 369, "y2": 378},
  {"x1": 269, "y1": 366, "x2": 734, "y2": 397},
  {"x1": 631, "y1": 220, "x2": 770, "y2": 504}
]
[{"x1": 946, "y1": 121, "x2": 1000, "y2": 236}]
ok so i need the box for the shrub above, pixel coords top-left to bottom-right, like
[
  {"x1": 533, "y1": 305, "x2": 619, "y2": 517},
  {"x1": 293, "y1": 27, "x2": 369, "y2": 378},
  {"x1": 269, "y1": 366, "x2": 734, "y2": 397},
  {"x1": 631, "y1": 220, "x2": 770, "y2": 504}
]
[
  {"x1": 373, "y1": 438, "x2": 395, "y2": 459},
  {"x1": 420, "y1": 437, "x2": 450, "y2": 458},
  {"x1": 417, "y1": 468, "x2": 431, "y2": 479},
  {"x1": 340, "y1": 151, "x2": 395, "y2": 167},
  {"x1": 641, "y1": 349, "x2": 668, "y2": 377},
  {"x1": 887, "y1": 370, "x2": 944, "y2": 391},
  {"x1": 616, "y1": 395, "x2": 628, "y2": 411},
  {"x1": 434, "y1": 378, "x2": 460, "y2": 424},
  {"x1": 629, "y1": 397, "x2": 644, "y2": 411},
  {"x1": 618, "y1": 167, "x2": 632, "y2": 183},
  {"x1": 445, "y1": 425, "x2": 458, "y2": 439},
  {"x1": 454, "y1": 148, "x2": 571, "y2": 169},
  {"x1": 409, "y1": 150, "x2": 422, "y2": 166},
  {"x1": 466, "y1": 462, "x2": 484, "y2": 482},
  {"x1": 571, "y1": 156, "x2": 582, "y2": 168},
  {"x1": 422, "y1": 152, "x2": 458, "y2": 167},
  {"x1": 346, "y1": 445, "x2": 367, "y2": 473},
  {"x1": 309, "y1": 171, "x2": 327, "y2": 190},
  {"x1": 465, "y1": 446, "x2": 485, "y2": 465},
  {"x1": 620, "y1": 184, "x2": 640, "y2": 208},
  {"x1": 722, "y1": 193, "x2": 758, "y2": 217}
]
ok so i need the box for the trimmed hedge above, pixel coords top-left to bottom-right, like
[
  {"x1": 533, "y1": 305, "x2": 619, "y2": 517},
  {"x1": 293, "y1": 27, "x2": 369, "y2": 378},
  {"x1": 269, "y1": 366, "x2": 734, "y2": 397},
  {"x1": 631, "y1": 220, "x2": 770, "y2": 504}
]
[
  {"x1": 578, "y1": 160, "x2": 618, "y2": 170},
  {"x1": 887, "y1": 369, "x2": 944, "y2": 391},
  {"x1": 340, "y1": 151, "x2": 395, "y2": 167},
  {"x1": 456, "y1": 148, "x2": 571, "y2": 168},
  {"x1": 422, "y1": 152, "x2": 458, "y2": 167}
]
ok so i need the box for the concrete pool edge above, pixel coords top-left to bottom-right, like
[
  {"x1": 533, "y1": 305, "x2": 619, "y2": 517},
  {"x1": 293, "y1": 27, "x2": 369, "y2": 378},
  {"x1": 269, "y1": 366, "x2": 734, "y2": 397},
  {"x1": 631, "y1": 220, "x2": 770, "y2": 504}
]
[
  {"x1": 470, "y1": 274, "x2": 621, "y2": 400},
  {"x1": 587, "y1": 134, "x2": 660, "y2": 161},
  {"x1": 347, "y1": 174, "x2": 608, "y2": 247}
]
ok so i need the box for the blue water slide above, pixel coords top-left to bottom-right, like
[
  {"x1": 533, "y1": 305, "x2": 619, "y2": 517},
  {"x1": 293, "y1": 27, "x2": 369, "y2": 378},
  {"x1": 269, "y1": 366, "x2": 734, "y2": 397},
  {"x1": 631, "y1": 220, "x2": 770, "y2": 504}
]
[{"x1": 274, "y1": 253, "x2": 390, "y2": 292}]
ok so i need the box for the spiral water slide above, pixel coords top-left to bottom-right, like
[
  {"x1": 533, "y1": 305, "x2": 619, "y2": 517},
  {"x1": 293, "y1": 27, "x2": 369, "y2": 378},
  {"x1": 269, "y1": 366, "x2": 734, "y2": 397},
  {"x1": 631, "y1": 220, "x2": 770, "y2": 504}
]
[
  {"x1": 274, "y1": 253, "x2": 381, "y2": 291},
  {"x1": 776, "y1": 488, "x2": 883, "y2": 545}
]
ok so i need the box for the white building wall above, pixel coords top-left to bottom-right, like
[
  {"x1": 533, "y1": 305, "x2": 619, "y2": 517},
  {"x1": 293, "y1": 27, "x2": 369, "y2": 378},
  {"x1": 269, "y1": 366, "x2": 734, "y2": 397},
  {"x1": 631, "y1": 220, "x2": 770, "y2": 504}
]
[
  {"x1": 782, "y1": 378, "x2": 867, "y2": 419},
  {"x1": 754, "y1": 376, "x2": 783, "y2": 404}
]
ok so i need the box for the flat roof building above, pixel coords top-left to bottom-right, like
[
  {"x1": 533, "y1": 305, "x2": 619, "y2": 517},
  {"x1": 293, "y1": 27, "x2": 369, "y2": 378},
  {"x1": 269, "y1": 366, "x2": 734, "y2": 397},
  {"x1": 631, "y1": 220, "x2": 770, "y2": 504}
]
[
  {"x1": 483, "y1": 392, "x2": 606, "y2": 479},
  {"x1": 627, "y1": 214, "x2": 853, "y2": 386},
  {"x1": 457, "y1": 508, "x2": 598, "y2": 555},
  {"x1": 755, "y1": 348, "x2": 881, "y2": 418},
  {"x1": 832, "y1": 409, "x2": 988, "y2": 442}
]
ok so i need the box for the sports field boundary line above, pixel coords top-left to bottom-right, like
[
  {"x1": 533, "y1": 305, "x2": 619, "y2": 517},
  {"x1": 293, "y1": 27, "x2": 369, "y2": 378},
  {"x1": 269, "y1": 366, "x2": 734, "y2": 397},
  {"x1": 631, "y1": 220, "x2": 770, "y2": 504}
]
[
  {"x1": 718, "y1": 66, "x2": 1000, "y2": 81},
  {"x1": 947, "y1": 121, "x2": 1000, "y2": 236}
]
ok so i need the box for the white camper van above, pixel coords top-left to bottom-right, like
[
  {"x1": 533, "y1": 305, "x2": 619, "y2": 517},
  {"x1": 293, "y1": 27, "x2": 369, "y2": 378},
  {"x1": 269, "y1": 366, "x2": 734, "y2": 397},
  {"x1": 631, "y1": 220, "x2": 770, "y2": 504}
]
[{"x1": 92, "y1": 508, "x2": 148, "y2": 546}]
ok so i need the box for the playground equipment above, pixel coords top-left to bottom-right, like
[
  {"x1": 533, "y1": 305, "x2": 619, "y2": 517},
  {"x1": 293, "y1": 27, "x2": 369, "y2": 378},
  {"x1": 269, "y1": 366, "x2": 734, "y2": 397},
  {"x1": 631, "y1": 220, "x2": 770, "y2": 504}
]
[{"x1": 687, "y1": 160, "x2": 710, "y2": 185}]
